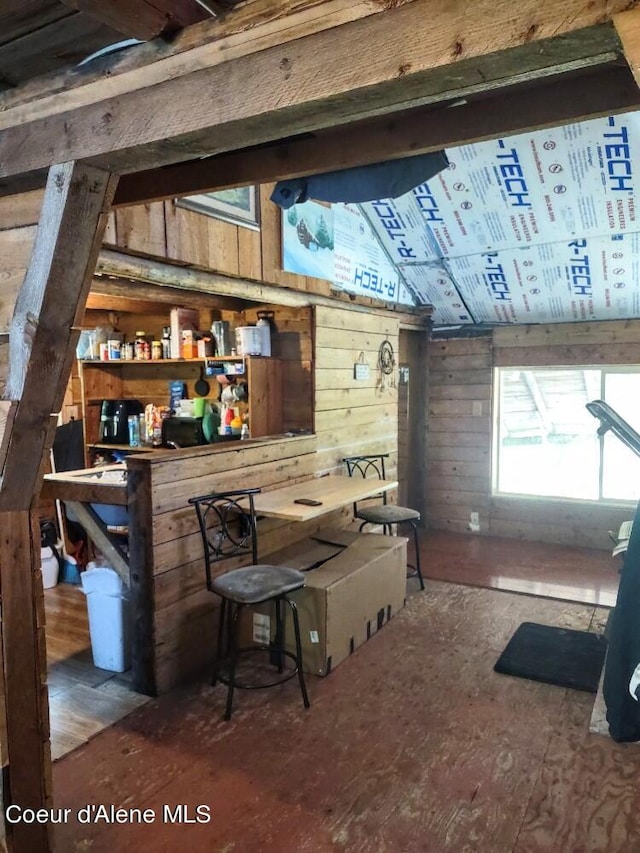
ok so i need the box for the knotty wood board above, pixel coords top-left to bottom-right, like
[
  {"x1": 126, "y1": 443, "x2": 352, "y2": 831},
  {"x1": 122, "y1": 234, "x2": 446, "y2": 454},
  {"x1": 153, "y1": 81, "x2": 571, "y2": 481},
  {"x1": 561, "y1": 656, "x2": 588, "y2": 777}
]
[
  {"x1": 42, "y1": 466, "x2": 127, "y2": 506},
  {"x1": 0, "y1": 510, "x2": 50, "y2": 850},
  {"x1": 1, "y1": 162, "x2": 117, "y2": 511},
  {"x1": 0, "y1": 2, "x2": 628, "y2": 179},
  {"x1": 253, "y1": 475, "x2": 398, "y2": 522}
]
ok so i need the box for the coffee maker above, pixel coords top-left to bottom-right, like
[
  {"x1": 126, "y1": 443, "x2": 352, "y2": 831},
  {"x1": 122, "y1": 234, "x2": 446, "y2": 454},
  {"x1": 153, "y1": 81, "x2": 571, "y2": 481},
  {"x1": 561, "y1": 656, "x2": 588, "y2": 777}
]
[{"x1": 99, "y1": 399, "x2": 144, "y2": 444}]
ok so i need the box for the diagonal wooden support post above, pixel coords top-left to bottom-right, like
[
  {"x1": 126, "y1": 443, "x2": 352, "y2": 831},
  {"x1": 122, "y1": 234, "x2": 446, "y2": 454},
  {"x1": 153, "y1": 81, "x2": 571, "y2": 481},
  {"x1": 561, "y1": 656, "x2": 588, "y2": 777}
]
[
  {"x1": 0, "y1": 161, "x2": 117, "y2": 853},
  {"x1": 0, "y1": 161, "x2": 118, "y2": 510}
]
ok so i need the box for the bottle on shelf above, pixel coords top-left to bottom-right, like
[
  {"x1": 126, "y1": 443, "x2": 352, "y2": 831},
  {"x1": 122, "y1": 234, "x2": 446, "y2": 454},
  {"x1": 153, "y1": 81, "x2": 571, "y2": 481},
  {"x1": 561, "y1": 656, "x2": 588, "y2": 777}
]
[
  {"x1": 161, "y1": 326, "x2": 171, "y2": 360},
  {"x1": 135, "y1": 331, "x2": 147, "y2": 361}
]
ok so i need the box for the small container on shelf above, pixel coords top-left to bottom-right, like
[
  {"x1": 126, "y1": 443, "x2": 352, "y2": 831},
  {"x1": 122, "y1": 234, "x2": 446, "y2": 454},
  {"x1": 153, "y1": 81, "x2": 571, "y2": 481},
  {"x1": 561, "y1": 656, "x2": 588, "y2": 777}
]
[
  {"x1": 152, "y1": 340, "x2": 162, "y2": 360},
  {"x1": 134, "y1": 331, "x2": 147, "y2": 361}
]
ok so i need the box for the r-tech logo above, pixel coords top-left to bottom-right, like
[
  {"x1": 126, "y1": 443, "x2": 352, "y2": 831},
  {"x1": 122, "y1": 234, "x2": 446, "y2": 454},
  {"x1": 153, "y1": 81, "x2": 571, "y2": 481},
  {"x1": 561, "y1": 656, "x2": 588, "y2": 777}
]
[
  {"x1": 602, "y1": 116, "x2": 633, "y2": 192},
  {"x1": 566, "y1": 239, "x2": 592, "y2": 297},
  {"x1": 495, "y1": 141, "x2": 531, "y2": 208},
  {"x1": 482, "y1": 252, "x2": 511, "y2": 302}
]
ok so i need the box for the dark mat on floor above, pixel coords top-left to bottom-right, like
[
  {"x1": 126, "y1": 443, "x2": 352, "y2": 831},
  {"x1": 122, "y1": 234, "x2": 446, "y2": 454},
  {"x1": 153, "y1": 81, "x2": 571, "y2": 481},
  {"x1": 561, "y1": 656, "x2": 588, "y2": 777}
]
[{"x1": 494, "y1": 621, "x2": 607, "y2": 693}]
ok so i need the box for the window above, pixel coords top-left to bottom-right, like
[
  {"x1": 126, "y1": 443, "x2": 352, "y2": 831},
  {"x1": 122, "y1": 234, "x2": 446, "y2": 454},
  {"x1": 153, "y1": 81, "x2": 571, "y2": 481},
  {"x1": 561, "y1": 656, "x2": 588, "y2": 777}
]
[{"x1": 493, "y1": 367, "x2": 640, "y2": 503}]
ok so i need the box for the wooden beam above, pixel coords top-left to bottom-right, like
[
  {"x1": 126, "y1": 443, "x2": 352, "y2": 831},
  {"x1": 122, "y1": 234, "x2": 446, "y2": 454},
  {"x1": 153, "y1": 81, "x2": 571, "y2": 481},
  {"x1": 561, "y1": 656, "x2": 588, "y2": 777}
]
[
  {"x1": 0, "y1": 162, "x2": 118, "y2": 511},
  {"x1": 0, "y1": 1, "x2": 628, "y2": 187},
  {"x1": 95, "y1": 249, "x2": 427, "y2": 317},
  {"x1": 614, "y1": 6, "x2": 640, "y2": 88},
  {"x1": 88, "y1": 278, "x2": 247, "y2": 312},
  {"x1": 0, "y1": 0, "x2": 420, "y2": 117},
  {"x1": 0, "y1": 510, "x2": 51, "y2": 852},
  {"x1": 114, "y1": 63, "x2": 640, "y2": 206},
  {"x1": 60, "y1": 0, "x2": 209, "y2": 41}
]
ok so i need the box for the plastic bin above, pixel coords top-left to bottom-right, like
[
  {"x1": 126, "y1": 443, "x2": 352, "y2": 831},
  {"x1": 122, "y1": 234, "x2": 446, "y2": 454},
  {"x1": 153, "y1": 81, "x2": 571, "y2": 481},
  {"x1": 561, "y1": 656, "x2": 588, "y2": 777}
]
[
  {"x1": 41, "y1": 546, "x2": 59, "y2": 589},
  {"x1": 90, "y1": 503, "x2": 129, "y2": 527},
  {"x1": 81, "y1": 567, "x2": 130, "y2": 672}
]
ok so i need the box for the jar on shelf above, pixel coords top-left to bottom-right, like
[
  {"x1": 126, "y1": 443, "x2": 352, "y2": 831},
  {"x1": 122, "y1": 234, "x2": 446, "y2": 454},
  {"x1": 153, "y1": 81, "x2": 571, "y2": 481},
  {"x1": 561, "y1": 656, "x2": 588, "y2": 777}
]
[
  {"x1": 152, "y1": 340, "x2": 162, "y2": 360},
  {"x1": 134, "y1": 331, "x2": 147, "y2": 361}
]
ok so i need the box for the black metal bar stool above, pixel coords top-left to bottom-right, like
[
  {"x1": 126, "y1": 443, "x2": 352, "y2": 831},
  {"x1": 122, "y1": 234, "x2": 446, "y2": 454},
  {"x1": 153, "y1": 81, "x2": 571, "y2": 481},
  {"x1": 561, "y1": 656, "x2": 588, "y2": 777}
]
[
  {"x1": 343, "y1": 454, "x2": 425, "y2": 591},
  {"x1": 189, "y1": 488, "x2": 310, "y2": 720}
]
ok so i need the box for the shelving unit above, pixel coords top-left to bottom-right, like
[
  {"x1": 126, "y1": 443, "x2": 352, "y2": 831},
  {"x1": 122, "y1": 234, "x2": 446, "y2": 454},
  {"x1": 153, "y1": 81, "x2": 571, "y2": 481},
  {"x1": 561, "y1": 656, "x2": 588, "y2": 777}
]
[{"x1": 79, "y1": 356, "x2": 283, "y2": 462}]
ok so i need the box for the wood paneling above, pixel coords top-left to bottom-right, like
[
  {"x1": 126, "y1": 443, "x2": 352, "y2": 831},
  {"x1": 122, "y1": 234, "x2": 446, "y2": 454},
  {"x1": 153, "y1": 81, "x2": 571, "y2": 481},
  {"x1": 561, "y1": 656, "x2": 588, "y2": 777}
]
[{"x1": 427, "y1": 322, "x2": 640, "y2": 549}]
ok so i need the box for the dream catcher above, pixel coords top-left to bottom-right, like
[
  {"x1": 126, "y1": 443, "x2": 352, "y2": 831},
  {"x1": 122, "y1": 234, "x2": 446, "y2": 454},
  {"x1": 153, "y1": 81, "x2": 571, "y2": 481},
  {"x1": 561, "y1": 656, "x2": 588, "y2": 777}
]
[{"x1": 377, "y1": 339, "x2": 396, "y2": 391}]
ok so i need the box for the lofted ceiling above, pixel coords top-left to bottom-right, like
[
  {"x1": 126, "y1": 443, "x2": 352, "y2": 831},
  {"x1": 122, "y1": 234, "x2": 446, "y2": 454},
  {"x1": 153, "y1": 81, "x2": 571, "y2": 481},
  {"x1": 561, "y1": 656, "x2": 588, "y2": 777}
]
[
  {"x1": 356, "y1": 109, "x2": 640, "y2": 326},
  {"x1": 3, "y1": 2, "x2": 640, "y2": 328}
]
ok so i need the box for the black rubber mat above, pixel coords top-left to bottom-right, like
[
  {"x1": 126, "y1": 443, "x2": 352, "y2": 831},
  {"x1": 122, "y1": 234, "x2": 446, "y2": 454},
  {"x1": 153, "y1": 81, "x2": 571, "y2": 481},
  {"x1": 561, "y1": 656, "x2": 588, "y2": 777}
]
[{"x1": 494, "y1": 621, "x2": 607, "y2": 693}]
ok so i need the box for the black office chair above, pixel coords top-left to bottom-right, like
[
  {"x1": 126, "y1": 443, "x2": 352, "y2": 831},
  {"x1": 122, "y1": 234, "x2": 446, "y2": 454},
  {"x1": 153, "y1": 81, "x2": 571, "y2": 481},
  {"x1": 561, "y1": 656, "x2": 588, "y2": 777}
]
[
  {"x1": 188, "y1": 488, "x2": 310, "y2": 720},
  {"x1": 343, "y1": 454, "x2": 425, "y2": 591}
]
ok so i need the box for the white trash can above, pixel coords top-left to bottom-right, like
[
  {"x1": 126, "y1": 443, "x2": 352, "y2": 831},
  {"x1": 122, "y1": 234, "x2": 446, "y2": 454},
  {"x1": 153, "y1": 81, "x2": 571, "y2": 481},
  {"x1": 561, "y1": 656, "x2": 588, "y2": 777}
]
[
  {"x1": 81, "y1": 567, "x2": 130, "y2": 672},
  {"x1": 41, "y1": 546, "x2": 59, "y2": 589}
]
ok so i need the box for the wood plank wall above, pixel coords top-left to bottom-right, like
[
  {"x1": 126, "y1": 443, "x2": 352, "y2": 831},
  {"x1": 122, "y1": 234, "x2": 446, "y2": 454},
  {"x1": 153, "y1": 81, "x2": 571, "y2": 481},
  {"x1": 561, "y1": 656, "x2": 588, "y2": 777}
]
[
  {"x1": 427, "y1": 321, "x2": 640, "y2": 550},
  {"x1": 2, "y1": 185, "x2": 411, "y2": 697},
  {"x1": 129, "y1": 303, "x2": 404, "y2": 695},
  {"x1": 104, "y1": 183, "x2": 343, "y2": 303},
  {"x1": 127, "y1": 436, "x2": 351, "y2": 695},
  {"x1": 314, "y1": 305, "x2": 400, "y2": 477}
]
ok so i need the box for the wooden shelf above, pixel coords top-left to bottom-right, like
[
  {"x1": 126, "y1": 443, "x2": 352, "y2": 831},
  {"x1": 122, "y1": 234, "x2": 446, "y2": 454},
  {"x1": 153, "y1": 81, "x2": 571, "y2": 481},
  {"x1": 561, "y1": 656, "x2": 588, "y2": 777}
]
[
  {"x1": 79, "y1": 356, "x2": 259, "y2": 366},
  {"x1": 88, "y1": 443, "x2": 156, "y2": 453},
  {"x1": 79, "y1": 356, "x2": 283, "y2": 465}
]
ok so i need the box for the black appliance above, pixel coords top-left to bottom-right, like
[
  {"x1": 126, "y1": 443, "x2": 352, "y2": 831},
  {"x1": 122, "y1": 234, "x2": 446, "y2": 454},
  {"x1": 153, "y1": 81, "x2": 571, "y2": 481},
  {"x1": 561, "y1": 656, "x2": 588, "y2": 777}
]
[
  {"x1": 99, "y1": 399, "x2": 143, "y2": 444},
  {"x1": 161, "y1": 416, "x2": 207, "y2": 448}
]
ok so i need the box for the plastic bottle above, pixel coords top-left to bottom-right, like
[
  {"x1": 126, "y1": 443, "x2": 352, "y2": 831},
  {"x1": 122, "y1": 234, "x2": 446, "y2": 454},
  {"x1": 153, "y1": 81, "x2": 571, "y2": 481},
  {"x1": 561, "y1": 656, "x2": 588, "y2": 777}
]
[
  {"x1": 128, "y1": 415, "x2": 140, "y2": 447},
  {"x1": 161, "y1": 327, "x2": 171, "y2": 360},
  {"x1": 256, "y1": 311, "x2": 272, "y2": 357},
  {"x1": 240, "y1": 423, "x2": 250, "y2": 440}
]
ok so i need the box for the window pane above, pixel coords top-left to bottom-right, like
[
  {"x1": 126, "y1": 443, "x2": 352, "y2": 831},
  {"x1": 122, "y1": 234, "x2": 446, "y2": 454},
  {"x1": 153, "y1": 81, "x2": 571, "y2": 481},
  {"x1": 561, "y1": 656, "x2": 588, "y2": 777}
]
[
  {"x1": 496, "y1": 369, "x2": 600, "y2": 500},
  {"x1": 602, "y1": 373, "x2": 640, "y2": 501}
]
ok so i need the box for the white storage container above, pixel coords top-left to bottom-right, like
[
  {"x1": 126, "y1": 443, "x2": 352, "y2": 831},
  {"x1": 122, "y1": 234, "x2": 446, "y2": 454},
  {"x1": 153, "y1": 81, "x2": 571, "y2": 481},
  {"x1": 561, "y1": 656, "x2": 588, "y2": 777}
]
[
  {"x1": 235, "y1": 326, "x2": 264, "y2": 356},
  {"x1": 81, "y1": 567, "x2": 130, "y2": 672},
  {"x1": 41, "y1": 546, "x2": 59, "y2": 589}
]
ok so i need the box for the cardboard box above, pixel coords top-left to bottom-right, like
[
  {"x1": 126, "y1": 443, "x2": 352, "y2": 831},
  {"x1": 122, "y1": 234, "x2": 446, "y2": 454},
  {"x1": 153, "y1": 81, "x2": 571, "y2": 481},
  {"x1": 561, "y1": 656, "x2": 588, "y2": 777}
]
[
  {"x1": 169, "y1": 307, "x2": 200, "y2": 359},
  {"x1": 245, "y1": 529, "x2": 407, "y2": 676}
]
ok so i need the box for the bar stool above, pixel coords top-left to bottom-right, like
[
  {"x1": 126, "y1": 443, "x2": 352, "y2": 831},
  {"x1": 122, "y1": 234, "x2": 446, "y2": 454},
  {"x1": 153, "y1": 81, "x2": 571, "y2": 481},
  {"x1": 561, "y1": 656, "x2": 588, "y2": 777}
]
[
  {"x1": 189, "y1": 488, "x2": 310, "y2": 720},
  {"x1": 343, "y1": 454, "x2": 425, "y2": 591}
]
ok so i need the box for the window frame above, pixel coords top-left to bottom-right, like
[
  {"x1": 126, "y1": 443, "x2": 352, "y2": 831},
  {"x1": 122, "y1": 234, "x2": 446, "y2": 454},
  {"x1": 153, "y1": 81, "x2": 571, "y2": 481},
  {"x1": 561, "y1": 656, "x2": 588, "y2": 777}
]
[{"x1": 492, "y1": 364, "x2": 640, "y2": 506}]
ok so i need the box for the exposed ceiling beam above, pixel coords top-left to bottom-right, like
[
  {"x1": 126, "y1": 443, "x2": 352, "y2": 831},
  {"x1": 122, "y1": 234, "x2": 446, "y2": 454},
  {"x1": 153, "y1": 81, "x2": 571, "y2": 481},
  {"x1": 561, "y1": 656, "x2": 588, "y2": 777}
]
[
  {"x1": 0, "y1": 0, "x2": 629, "y2": 192},
  {"x1": 59, "y1": 0, "x2": 210, "y2": 41},
  {"x1": 113, "y1": 64, "x2": 640, "y2": 206},
  {"x1": 95, "y1": 249, "x2": 429, "y2": 318},
  {"x1": 0, "y1": 0, "x2": 419, "y2": 117},
  {"x1": 88, "y1": 277, "x2": 248, "y2": 312}
]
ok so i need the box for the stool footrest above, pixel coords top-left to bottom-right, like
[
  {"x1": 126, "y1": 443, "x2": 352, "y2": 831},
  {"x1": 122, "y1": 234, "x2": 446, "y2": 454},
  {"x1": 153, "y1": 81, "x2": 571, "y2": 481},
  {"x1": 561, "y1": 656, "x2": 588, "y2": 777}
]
[{"x1": 215, "y1": 645, "x2": 301, "y2": 691}]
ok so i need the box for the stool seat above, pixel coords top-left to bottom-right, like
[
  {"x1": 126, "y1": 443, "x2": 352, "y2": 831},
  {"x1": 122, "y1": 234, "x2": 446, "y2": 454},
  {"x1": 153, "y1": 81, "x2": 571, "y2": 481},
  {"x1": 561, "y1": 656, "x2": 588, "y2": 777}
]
[
  {"x1": 212, "y1": 565, "x2": 305, "y2": 604},
  {"x1": 356, "y1": 505, "x2": 420, "y2": 525},
  {"x1": 343, "y1": 454, "x2": 425, "y2": 592}
]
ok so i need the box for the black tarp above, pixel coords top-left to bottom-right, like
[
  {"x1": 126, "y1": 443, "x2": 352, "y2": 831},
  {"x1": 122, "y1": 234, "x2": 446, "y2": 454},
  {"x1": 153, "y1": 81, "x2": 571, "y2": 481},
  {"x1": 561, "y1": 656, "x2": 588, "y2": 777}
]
[{"x1": 603, "y1": 498, "x2": 640, "y2": 742}]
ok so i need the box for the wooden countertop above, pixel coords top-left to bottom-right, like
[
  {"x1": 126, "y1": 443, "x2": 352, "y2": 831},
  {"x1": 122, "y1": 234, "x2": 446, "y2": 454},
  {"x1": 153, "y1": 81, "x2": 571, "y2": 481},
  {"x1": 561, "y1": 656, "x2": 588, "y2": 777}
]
[
  {"x1": 254, "y1": 475, "x2": 398, "y2": 522},
  {"x1": 42, "y1": 465, "x2": 128, "y2": 505}
]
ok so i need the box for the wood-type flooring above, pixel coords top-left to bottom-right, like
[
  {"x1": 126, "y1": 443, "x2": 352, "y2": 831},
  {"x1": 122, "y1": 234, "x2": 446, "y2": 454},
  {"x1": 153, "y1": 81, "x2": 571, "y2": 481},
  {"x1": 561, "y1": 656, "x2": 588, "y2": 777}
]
[
  {"x1": 52, "y1": 533, "x2": 640, "y2": 853},
  {"x1": 45, "y1": 583, "x2": 149, "y2": 760}
]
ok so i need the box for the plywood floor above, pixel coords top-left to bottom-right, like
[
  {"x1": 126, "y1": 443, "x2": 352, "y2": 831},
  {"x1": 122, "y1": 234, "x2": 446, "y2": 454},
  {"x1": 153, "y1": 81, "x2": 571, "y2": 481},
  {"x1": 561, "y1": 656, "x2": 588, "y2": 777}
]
[
  {"x1": 52, "y1": 572, "x2": 640, "y2": 853},
  {"x1": 44, "y1": 583, "x2": 149, "y2": 760}
]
